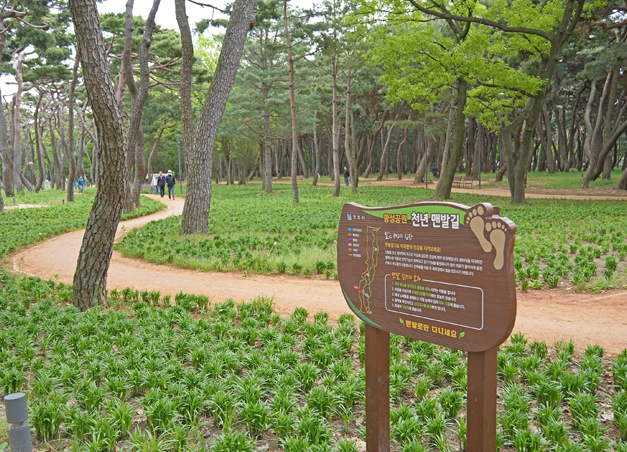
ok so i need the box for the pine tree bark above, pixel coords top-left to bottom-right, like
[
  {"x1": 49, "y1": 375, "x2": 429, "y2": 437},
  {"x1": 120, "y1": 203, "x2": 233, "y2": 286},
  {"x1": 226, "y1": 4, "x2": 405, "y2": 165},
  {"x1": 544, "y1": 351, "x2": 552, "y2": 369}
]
[
  {"x1": 175, "y1": 0, "x2": 194, "y2": 197},
  {"x1": 34, "y1": 92, "x2": 45, "y2": 192},
  {"x1": 377, "y1": 124, "x2": 396, "y2": 180},
  {"x1": 397, "y1": 127, "x2": 408, "y2": 180},
  {"x1": 69, "y1": 0, "x2": 128, "y2": 311},
  {"x1": 434, "y1": 78, "x2": 467, "y2": 200},
  {"x1": 0, "y1": 86, "x2": 14, "y2": 197},
  {"x1": 343, "y1": 72, "x2": 356, "y2": 193},
  {"x1": 48, "y1": 117, "x2": 62, "y2": 189},
  {"x1": 312, "y1": 111, "x2": 320, "y2": 185},
  {"x1": 125, "y1": 0, "x2": 160, "y2": 210},
  {"x1": 66, "y1": 56, "x2": 80, "y2": 201},
  {"x1": 331, "y1": 55, "x2": 340, "y2": 196},
  {"x1": 12, "y1": 52, "x2": 25, "y2": 194},
  {"x1": 283, "y1": 0, "x2": 300, "y2": 203},
  {"x1": 58, "y1": 110, "x2": 69, "y2": 191},
  {"x1": 180, "y1": 0, "x2": 256, "y2": 234},
  {"x1": 363, "y1": 109, "x2": 388, "y2": 178}
]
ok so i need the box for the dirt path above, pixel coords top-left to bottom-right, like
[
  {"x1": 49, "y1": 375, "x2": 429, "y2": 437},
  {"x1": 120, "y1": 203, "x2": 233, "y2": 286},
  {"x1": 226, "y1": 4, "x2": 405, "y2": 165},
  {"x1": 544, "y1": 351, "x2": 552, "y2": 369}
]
[
  {"x1": 9, "y1": 194, "x2": 627, "y2": 354},
  {"x1": 305, "y1": 178, "x2": 627, "y2": 200}
]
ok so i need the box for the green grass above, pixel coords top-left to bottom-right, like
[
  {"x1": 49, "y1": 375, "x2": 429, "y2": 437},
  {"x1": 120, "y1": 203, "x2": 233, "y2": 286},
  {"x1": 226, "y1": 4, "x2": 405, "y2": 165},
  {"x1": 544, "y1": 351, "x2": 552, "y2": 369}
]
[
  {"x1": 119, "y1": 184, "x2": 627, "y2": 290},
  {"x1": 2, "y1": 187, "x2": 83, "y2": 206},
  {"x1": 0, "y1": 270, "x2": 626, "y2": 451},
  {"x1": 0, "y1": 418, "x2": 6, "y2": 450},
  {"x1": 525, "y1": 169, "x2": 623, "y2": 190},
  {"x1": 0, "y1": 193, "x2": 164, "y2": 257},
  {"x1": 476, "y1": 169, "x2": 624, "y2": 190}
]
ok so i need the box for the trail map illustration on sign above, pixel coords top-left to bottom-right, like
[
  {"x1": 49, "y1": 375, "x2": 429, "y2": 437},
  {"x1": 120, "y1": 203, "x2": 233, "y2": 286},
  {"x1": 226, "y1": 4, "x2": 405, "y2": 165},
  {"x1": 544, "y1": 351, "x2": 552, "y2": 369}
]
[{"x1": 338, "y1": 201, "x2": 517, "y2": 352}]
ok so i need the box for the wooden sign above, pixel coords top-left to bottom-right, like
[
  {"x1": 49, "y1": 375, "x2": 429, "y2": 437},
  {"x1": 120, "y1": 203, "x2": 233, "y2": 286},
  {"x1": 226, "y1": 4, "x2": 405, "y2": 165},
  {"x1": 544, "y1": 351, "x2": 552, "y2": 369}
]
[
  {"x1": 337, "y1": 201, "x2": 517, "y2": 452},
  {"x1": 337, "y1": 201, "x2": 517, "y2": 352}
]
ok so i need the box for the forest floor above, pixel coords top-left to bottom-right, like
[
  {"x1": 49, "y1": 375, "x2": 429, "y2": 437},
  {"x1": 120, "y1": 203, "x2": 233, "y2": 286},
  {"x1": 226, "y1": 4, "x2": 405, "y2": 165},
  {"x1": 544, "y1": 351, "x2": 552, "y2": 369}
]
[{"x1": 7, "y1": 191, "x2": 627, "y2": 354}]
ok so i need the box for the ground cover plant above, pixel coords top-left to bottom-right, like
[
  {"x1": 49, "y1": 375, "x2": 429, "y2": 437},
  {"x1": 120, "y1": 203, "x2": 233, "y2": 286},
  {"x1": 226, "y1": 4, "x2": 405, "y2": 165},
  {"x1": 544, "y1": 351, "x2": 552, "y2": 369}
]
[
  {"x1": 1, "y1": 270, "x2": 626, "y2": 451},
  {"x1": 0, "y1": 193, "x2": 164, "y2": 257},
  {"x1": 476, "y1": 170, "x2": 625, "y2": 191},
  {"x1": 2, "y1": 188, "x2": 81, "y2": 206},
  {"x1": 118, "y1": 184, "x2": 627, "y2": 291}
]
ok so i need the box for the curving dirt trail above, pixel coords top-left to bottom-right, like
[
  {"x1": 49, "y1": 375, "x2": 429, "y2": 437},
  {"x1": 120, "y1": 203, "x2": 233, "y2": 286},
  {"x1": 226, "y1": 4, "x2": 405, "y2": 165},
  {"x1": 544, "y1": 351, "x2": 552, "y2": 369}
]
[{"x1": 9, "y1": 193, "x2": 627, "y2": 354}]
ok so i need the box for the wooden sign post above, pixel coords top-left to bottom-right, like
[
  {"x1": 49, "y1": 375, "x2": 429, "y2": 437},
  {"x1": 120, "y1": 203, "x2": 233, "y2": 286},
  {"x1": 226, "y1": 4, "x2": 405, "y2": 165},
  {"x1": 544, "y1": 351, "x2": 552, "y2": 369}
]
[{"x1": 337, "y1": 201, "x2": 516, "y2": 452}]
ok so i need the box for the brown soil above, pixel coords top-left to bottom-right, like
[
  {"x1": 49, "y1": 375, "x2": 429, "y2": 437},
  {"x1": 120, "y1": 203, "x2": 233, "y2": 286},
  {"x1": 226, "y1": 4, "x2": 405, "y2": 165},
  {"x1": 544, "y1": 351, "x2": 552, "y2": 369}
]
[{"x1": 8, "y1": 194, "x2": 627, "y2": 354}]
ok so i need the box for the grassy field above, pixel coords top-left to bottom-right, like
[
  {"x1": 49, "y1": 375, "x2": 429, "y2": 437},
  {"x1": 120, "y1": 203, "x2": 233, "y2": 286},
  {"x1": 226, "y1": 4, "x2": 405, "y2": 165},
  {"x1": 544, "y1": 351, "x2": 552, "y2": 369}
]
[
  {"x1": 0, "y1": 270, "x2": 625, "y2": 451},
  {"x1": 121, "y1": 184, "x2": 627, "y2": 292},
  {"x1": 0, "y1": 190, "x2": 164, "y2": 257},
  {"x1": 482, "y1": 170, "x2": 624, "y2": 190}
]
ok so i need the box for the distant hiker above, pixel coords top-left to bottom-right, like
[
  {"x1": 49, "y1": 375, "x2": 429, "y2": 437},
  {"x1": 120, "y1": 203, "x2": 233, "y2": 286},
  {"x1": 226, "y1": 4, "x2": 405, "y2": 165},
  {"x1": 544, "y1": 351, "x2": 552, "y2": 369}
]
[
  {"x1": 431, "y1": 163, "x2": 439, "y2": 180},
  {"x1": 165, "y1": 170, "x2": 176, "y2": 199},
  {"x1": 343, "y1": 167, "x2": 349, "y2": 186},
  {"x1": 78, "y1": 177, "x2": 85, "y2": 194},
  {"x1": 157, "y1": 171, "x2": 166, "y2": 198},
  {"x1": 150, "y1": 174, "x2": 159, "y2": 195}
]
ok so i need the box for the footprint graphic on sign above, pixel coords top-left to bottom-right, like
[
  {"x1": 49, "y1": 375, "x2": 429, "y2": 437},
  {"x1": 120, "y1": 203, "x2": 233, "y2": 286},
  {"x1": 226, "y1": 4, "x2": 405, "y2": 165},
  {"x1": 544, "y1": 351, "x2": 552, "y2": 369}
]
[
  {"x1": 467, "y1": 207, "x2": 492, "y2": 253},
  {"x1": 485, "y1": 220, "x2": 507, "y2": 270},
  {"x1": 467, "y1": 206, "x2": 507, "y2": 270}
]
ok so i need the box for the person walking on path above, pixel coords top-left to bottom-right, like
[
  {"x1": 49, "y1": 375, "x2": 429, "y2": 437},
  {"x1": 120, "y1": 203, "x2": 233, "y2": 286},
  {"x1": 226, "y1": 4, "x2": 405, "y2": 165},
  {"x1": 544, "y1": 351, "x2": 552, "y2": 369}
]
[
  {"x1": 150, "y1": 174, "x2": 159, "y2": 195},
  {"x1": 431, "y1": 163, "x2": 439, "y2": 180},
  {"x1": 77, "y1": 177, "x2": 85, "y2": 194},
  {"x1": 157, "y1": 171, "x2": 166, "y2": 198},
  {"x1": 343, "y1": 167, "x2": 349, "y2": 186},
  {"x1": 165, "y1": 170, "x2": 176, "y2": 199}
]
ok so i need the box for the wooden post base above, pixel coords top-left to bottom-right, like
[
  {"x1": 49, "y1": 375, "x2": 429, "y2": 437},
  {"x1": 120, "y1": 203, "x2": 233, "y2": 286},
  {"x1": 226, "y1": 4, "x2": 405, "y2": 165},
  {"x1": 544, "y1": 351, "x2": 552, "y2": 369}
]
[
  {"x1": 467, "y1": 347, "x2": 498, "y2": 452},
  {"x1": 365, "y1": 324, "x2": 390, "y2": 452}
]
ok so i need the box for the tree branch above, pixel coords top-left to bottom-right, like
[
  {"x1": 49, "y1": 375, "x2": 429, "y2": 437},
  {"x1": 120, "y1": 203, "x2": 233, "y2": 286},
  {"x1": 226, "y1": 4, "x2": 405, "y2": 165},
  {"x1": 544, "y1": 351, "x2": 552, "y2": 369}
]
[
  {"x1": 405, "y1": 0, "x2": 553, "y2": 41},
  {"x1": 186, "y1": 0, "x2": 225, "y2": 13}
]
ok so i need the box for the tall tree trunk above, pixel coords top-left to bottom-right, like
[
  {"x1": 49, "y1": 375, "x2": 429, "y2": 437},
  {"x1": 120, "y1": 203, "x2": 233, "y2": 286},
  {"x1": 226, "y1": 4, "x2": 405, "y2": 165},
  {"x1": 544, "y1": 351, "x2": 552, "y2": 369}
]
[
  {"x1": 132, "y1": 0, "x2": 160, "y2": 208},
  {"x1": 49, "y1": 118, "x2": 62, "y2": 189},
  {"x1": 259, "y1": 26, "x2": 273, "y2": 193},
  {"x1": 78, "y1": 120, "x2": 86, "y2": 179},
  {"x1": 434, "y1": 78, "x2": 467, "y2": 199},
  {"x1": 343, "y1": 71, "x2": 357, "y2": 193},
  {"x1": 146, "y1": 121, "x2": 167, "y2": 179},
  {"x1": 262, "y1": 90, "x2": 273, "y2": 192},
  {"x1": 312, "y1": 111, "x2": 320, "y2": 185},
  {"x1": 397, "y1": 127, "x2": 408, "y2": 180},
  {"x1": 12, "y1": 52, "x2": 25, "y2": 194},
  {"x1": 414, "y1": 133, "x2": 436, "y2": 184},
  {"x1": 542, "y1": 105, "x2": 555, "y2": 173},
  {"x1": 325, "y1": 124, "x2": 333, "y2": 180},
  {"x1": 283, "y1": 0, "x2": 300, "y2": 203},
  {"x1": 377, "y1": 125, "x2": 396, "y2": 180},
  {"x1": 0, "y1": 86, "x2": 13, "y2": 197},
  {"x1": 0, "y1": 20, "x2": 12, "y2": 200},
  {"x1": 34, "y1": 92, "x2": 45, "y2": 192},
  {"x1": 180, "y1": 0, "x2": 256, "y2": 234},
  {"x1": 123, "y1": 0, "x2": 160, "y2": 211},
  {"x1": 363, "y1": 109, "x2": 389, "y2": 178},
  {"x1": 466, "y1": 117, "x2": 476, "y2": 177},
  {"x1": 274, "y1": 141, "x2": 282, "y2": 179},
  {"x1": 69, "y1": 0, "x2": 129, "y2": 310},
  {"x1": 331, "y1": 56, "x2": 340, "y2": 196},
  {"x1": 66, "y1": 55, "x2": 80, "y2": 201},
  {"x1": 58, "y1": 110, "x2": 69, "y2": 191},
  {"x1": 439, "y1": 99, "x2": 455, "y2": 178}
]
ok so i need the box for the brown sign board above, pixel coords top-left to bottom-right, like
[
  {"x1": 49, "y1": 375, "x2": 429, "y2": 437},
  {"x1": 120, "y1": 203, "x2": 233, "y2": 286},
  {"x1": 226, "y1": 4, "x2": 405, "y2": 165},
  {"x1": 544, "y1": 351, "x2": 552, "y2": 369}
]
[{"x1": 337, "y1": 201, "x2": 517, "y2": 353}]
